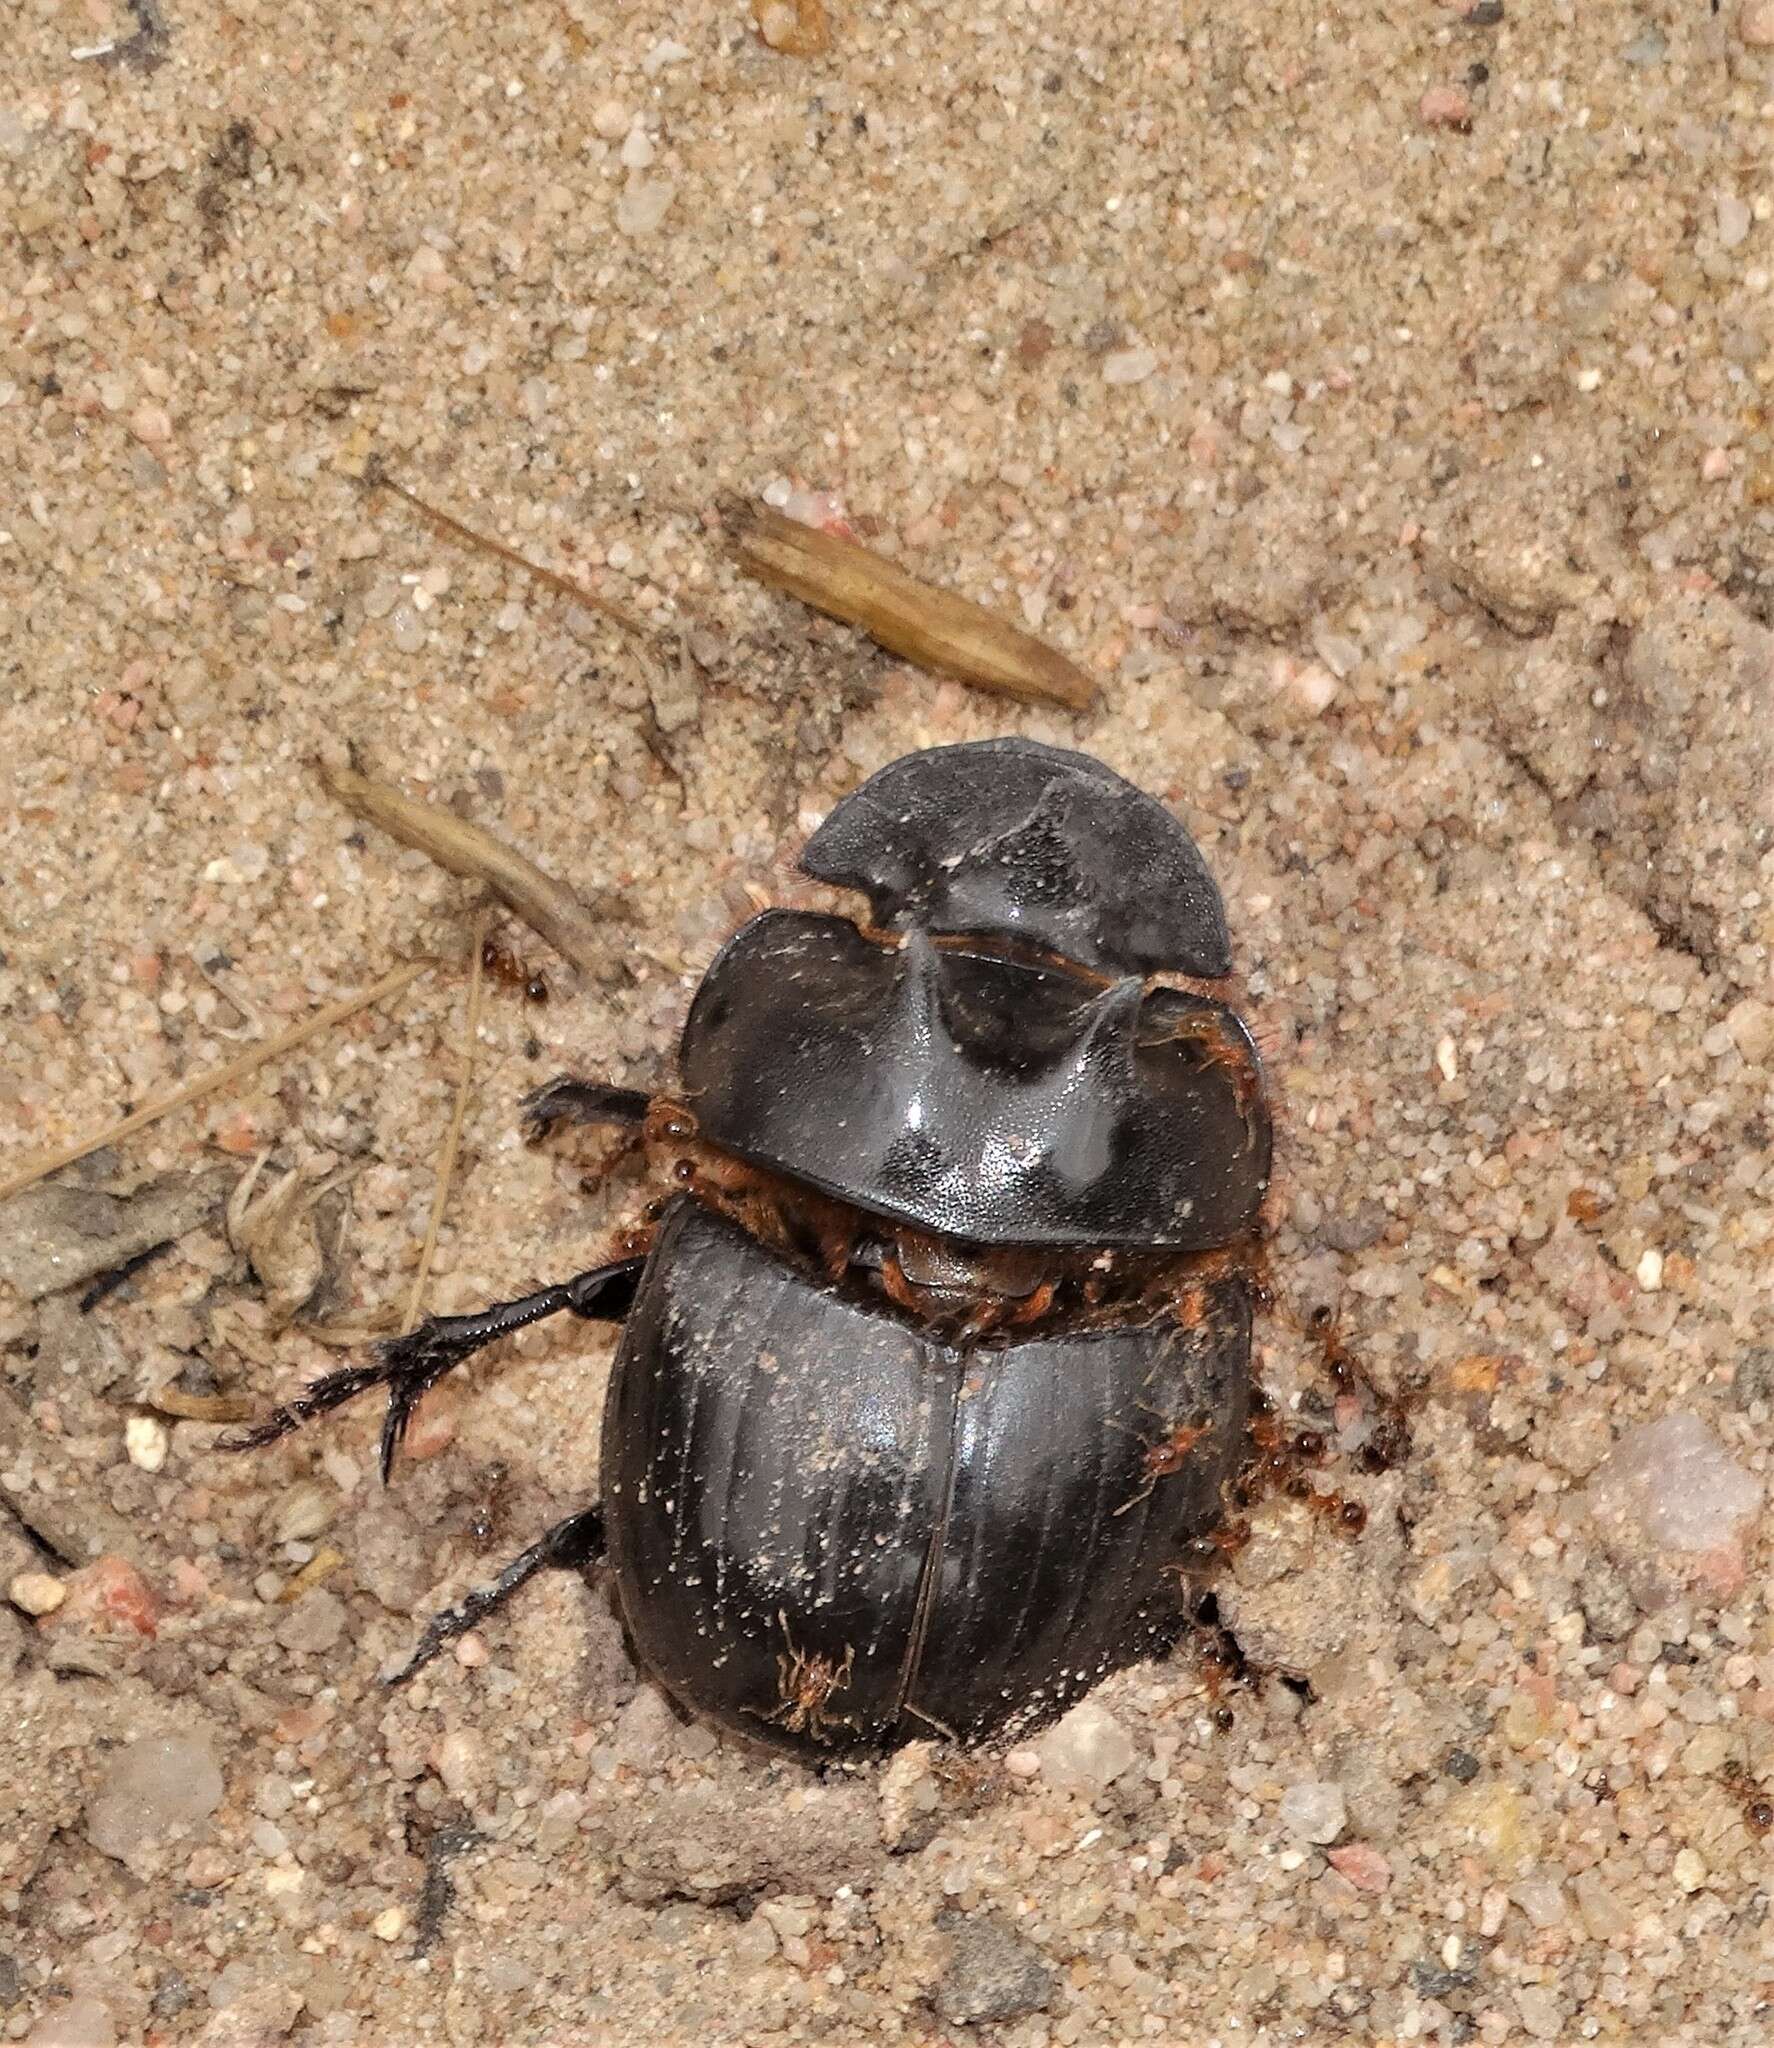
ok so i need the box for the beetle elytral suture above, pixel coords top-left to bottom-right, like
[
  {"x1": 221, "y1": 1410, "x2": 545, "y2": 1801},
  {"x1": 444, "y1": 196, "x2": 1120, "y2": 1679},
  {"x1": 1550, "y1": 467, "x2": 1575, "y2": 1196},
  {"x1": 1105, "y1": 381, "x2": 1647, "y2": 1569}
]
[{"x1": 236, "y1": 737, "x2": 1377, "y2": 1759}]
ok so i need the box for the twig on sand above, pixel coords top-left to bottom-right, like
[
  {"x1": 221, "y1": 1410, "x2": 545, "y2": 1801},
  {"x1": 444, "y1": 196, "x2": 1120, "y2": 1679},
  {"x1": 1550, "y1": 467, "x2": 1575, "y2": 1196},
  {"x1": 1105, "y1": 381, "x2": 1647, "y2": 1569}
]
[
  {"x1": 402, "y1": 909, "x2": 491, "y2": 1335},
  {"x1": 316, "y1": 755, "x2": 621, "y2": 986},
  {"x1": 730, "y1": 501, "x2": 1097, "y2": 711},
  {"x1": 0, "y1": 961, "x2": 433, "y2": 1206},
  {"x1": 369, "y1": 468, "x2": 649, "y2": 640}
]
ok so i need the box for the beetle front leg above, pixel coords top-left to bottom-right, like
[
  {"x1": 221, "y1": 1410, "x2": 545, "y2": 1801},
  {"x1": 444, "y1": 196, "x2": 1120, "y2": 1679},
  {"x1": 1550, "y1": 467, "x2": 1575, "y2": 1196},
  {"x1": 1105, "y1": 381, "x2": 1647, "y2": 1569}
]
[
  {"x1": 384, "y1": 1503, "x2": 607, "y2": 1685},
  {"x1": 521, "y1": 1075, "x2": 651, "y2": 1142},
  {"x1": 227, "y1": 1256, "x2": 645, "y2": 1481}
]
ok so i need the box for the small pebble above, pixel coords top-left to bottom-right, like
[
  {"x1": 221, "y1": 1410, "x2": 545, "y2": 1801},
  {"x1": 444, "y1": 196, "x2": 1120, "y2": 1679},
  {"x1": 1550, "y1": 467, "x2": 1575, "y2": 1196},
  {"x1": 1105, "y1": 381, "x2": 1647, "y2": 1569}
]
[
  {"x1": 23, "y1": 1997, "x2": 115, "y2": 2048},
  {"x1": 733, "y1": 1915, "x2": 778, "y2": 1964},
  {"x1": 268, "y1": 1482, "x2": 335, "y2": 1546},
  {"x1": 1587, "y1": 1412, "x2": 1763, "y2": 1554},
  {"x1": 1418, "y1": 85, "x2": 1472, "y2": 130},
  {"x1": 1673, "y1": 1846, "x2": 1708, "y2": 1893},
  {"x1": 86, "y1": 1730, "x2": 224, "y2": 1862},
  {"x1": 1726, "y1": 996, "x2": 1774, "y2": 1063},
  {"x1": 1574, "y1": 1869, "x2": 1629, "y2": 1940},
  {"x1": 1719, "y1": 192, "x2": 1753, "y2": 251},
  {"x1": 1514, "y1": 1986, "x2": 1564, "y2": 2041},
  {"x1": 1034, "y1": 1699, "x2": 1136, "y2": 1796},
  {"x1": 1280, "y1": 1780, "x2": 1347, "y2": 1845},
  {"x1": 1514, "y1": 1875, "x2": 1567, "y2": 1929},
  {"x1": 1578, "y1": 1554, "x2": 1639, "y2": 1642},
  {"x1": 10, "y1": 1570, "x2": 66, "y2": 1616},
  {"x1": 125, "y1": 1414, "x2": 169, "y2": 1472},
  {"x1": 934, "y1": 1911, "x2": 1056, "y2": 2026},
  {"x1": 390, "y1": 605, "x2": 427, "y2": 655},
  {"x1": 59, "y1": 1556, "x2": 161, "y2": 1639},
  {"x1": 616, "y1": 177, "x2": 676, "y2": 237},
  {"x1": 754, "y1": 0, "x2": 829, "y2": 54},
  {"x1": 1291, "y1": 660, "x2": 1339, "y2": 714},
  {"x1": 275, "y1": 1589, "x2": 346, "y2": 1655},
  {"x1": 373, "y1": 1906, "x2": 407, "y2": 1943},
  {"x1": 591, "y1": 99, "x2": 630, "y2": 140},
  {"x1": 1733, "y1": 1346, "x2": 1774, "y2": 1410},
  {"x1": 1326, "y1": 1842, "x2": 1391, "y2": 1892},
  {"x1": 1741, "y1": 0, "x2": 1774, "y2": 46},
  {"x1": 1102, "y1": 346, "x2": 1158, "y2": 387},
  {"x1": 430, "y1": 1728, "x2": 482, "y2": 1796},
  {"x1": 614, "y1": 1684, "x2": 679, "y2": 1765},
  {"x1": 129, "y1": 404, "x2": 172, "y2": 447}
]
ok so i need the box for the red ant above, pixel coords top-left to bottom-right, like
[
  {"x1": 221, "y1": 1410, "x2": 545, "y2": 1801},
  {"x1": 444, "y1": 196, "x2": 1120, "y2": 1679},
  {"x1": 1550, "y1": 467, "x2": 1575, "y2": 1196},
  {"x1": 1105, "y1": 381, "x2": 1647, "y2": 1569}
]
[
  {"x1": 481, "y1": 931, "x2": 550, "y2": 1004},
  {"x1": 1113, "y1": 1412, "x2": 1213, "y2": 1516},
  {"x1": 1307, "y1": 1302, "x2": 1410, "y2": 1473},
  {"x1": 1233, "y1": 1405, "x2": 1365, "y2": 1536},
  {"x1": 1720, "y1": 1759, "x2": 1774, "y2": 1836}
]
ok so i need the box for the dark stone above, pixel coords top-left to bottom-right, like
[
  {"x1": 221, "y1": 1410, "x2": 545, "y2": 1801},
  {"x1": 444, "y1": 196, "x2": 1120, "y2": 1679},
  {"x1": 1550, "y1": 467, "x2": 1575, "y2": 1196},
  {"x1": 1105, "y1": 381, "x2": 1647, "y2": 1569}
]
[
  {"x1": 1733, "y1": 1347, "x2": 1774, "y2": 1410},
  {"x1": 934, "y1": 1911, "x2": 1057, "y2": 2027},
  {"x1": 150, "y1": 1971, "x2": 191, "y2": 2020},
  {"x1": 1578, "y1": 1556, "x2": 1639, "y2": 1643}
]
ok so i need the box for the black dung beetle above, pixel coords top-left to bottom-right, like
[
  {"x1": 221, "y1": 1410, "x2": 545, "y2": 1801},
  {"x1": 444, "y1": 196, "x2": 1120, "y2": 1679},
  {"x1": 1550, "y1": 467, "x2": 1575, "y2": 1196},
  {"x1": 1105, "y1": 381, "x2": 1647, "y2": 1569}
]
[{"x1": 237, "y1": 738, "x2": 1277, "y2": 1759}]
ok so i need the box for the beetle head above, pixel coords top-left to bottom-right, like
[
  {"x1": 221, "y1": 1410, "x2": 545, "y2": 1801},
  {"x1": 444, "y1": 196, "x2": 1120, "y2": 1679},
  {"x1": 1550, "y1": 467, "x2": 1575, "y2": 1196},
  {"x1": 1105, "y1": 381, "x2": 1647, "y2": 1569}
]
[{"x1": 800, "y1": 739, "x2": 1233, "y2": 980}]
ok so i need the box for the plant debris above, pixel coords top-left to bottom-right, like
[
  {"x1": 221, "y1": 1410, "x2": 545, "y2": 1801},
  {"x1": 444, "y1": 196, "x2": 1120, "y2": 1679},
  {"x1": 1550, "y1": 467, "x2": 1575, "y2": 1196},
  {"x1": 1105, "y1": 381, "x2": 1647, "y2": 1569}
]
[
  {"x1": 317, "y1": 755, "x2": 630, "y2": 988},
  {"x1": 226, "y1": 1153, "x2": 357, "y2": 1328},
  {"x1": 0, "y1": 962, "x2": 432, "y2": 1206},
  {"x1": 730, "y1": 502, "x2": 1096, "y2": 711},
  {"x1": 0, "y1": 1169, "x2": 230, "y2": 1303},
  {"x1": 369, "y1": 469, "x2": 648, "y2": 639}
]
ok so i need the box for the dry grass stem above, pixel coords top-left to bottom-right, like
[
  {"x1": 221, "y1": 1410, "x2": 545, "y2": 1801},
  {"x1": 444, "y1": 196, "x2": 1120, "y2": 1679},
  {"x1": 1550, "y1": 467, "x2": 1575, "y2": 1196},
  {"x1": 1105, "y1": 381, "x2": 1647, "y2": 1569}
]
[
  {"x1": 731, "y1": 502, "x2": 1096, "y2": 711},
  {"x1": 317, "y1": 756, "x2": 615, "y2": 984},
  {"x1": 146, "y1": 1386, "x2": 261, "y2": 1425},
  {"x1": 0, "y1": 960, "x2": 433, "y2": 1206},
  {"x1": 371, "y1": 470, "x2": 648, "y2": 639},
  {"x1": 402, "y1": 909, "x2": 491, "y2": 1334}
]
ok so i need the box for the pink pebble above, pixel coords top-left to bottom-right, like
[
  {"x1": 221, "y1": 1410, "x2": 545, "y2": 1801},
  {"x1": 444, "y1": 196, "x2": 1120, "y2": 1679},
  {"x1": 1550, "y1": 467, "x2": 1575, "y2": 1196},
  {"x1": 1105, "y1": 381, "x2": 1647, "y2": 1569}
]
[
  {"x1": 1327, "y1": 1842, "x2": 1392, "y2": 1892},
  {"x1": 130, "y1": 402, "x2": 173, "y2": 445},
  {"x1": 55, "y1": 1556, "x2": 161, "y2": 1639},
  {"x1": 400, "y1": 1384, "x2": 458, "y2": 1464},
  {"x1": 1418, "y1": 85, "x2": 1472, "y2": 130}
]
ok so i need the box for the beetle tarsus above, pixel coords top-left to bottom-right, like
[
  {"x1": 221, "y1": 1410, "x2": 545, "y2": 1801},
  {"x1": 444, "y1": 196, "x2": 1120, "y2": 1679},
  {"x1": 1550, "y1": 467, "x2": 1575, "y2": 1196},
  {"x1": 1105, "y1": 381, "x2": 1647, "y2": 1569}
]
[
  {"x1": 384, "y1": 1505, "x2": 607, "y2": 1685},
  {"x1": 522, "y1": 1076, "x2": 652, "y2": 1143},
  {"x1": 226, "y1": 1258, "x2": 646, "y2": 1477},
  {"x1": 223, "y1": 1360, "x2": 399, "y2": 1455}
]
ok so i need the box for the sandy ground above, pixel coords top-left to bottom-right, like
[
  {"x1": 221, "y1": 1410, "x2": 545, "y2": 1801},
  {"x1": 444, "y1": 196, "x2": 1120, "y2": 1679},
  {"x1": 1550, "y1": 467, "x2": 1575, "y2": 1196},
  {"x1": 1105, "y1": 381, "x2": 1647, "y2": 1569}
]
[{"x1": 7, "y1": 0, "x2": 1774, "y2": 2041}]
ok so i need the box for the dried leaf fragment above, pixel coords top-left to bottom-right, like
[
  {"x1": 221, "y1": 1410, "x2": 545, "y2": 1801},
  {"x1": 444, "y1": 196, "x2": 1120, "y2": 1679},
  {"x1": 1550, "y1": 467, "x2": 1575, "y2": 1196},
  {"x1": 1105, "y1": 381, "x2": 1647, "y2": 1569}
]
[
  {"x1": 227, "y1": 1153, "x2": 355, "y2": 1327},
  {"x1": 731, "y1": 503, "x2": 1095, "y2": 711},
  {"x1": 0, "y1": 1170, "x2": 230, "y2": 1302},
  {"x1": 147, "y1": 1384, "x2": 259, "y2": 1425},
  {"x1": 754, "y1": 0, "x2": 829, "y2": 55},
  {"x1": 318, "y1": 753, "x2": 628, "y2": 987}
]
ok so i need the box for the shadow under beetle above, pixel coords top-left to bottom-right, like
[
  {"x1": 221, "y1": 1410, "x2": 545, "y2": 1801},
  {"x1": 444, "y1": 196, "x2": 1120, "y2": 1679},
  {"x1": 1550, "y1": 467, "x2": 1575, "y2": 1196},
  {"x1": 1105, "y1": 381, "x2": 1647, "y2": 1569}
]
[{"x1": 240, "y1": 738, "x2": 1314, "y2": 1760}]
